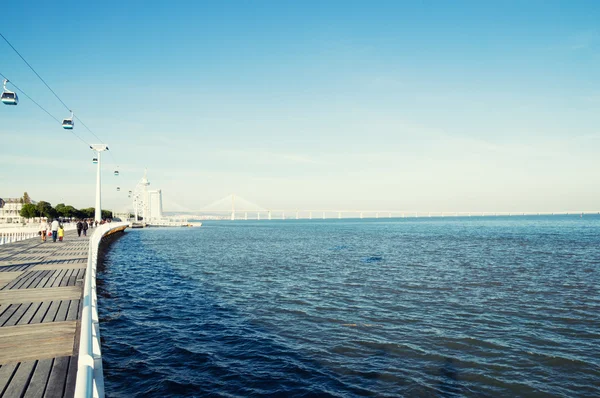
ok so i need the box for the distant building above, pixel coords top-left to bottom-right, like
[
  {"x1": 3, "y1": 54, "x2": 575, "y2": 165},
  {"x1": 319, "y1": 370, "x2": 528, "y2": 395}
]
[
  {"x1": 148, "y1": 190, "x2": 163, "y2": 221},
  {"x1": 0, "y1": 198, "x2": 24, "y2": 224}
]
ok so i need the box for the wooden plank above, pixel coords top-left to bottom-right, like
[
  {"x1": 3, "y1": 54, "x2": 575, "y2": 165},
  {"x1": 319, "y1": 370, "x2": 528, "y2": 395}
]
[
  {"x1": 2, "y1": 360, "x2": 36, "y2": 398},
  {"x1": 43, "y1": 356, "x2": 69, "y2": 398},
  {"x1": 63, "y1": 356, "x2": 77, "y2": 398},
  {"x1": 54, "y1": 301, "x2": 69, "y2": 323},
  {"x1": 1, "y1": 272, "x2": 30, "y2": 291},
  {"x1": 0, "y1": 304, "x2": 20, "y2": 327},
  {"x1": 30, "y1": 270, "x2": 51, "y2": 289},
  {"x1": 28, "y1": 302, "x2": 51, "y2": 325},
  {"x1": 42, "y1": 302, "x2": 61, "y2": 324},
  {"x1": 32, "y1": 263, "x2": 86, "y2": 271},
  {"x1": 0, "y1": 322, "x2": 77, "y2": 363},
  {"x1": 48, "y1": 270, "x2": 66, "y2": 289},
  {"x1": 0, "y1": 287, "x2": 81, "y2": 305},
  {"x1": 59, "y1": 270, "x2": 73, "y2": 288},
  {"x1": 0, "y1": 363, "x2": 18, "y2": 396},
  {"x1": 0, "y1": 272, "x2": 23, "y2": 289},
  {"x1": 3, "y1": 302, "x2": 32, "y2": 327},
  {"x1": 65, "y1": 300, "x2": 80, "y2": 322},
  {"x1": 23, "y1": 358, "x2": 53, "y2": 398},
  {"x1": 17, "y1": 302, "x2": 42, "y2": 326}
]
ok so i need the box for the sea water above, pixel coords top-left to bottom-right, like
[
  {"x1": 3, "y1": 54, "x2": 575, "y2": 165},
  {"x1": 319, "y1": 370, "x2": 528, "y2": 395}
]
[{"x1": 98, "y1": 216, "x2": 600, "y2": 397}]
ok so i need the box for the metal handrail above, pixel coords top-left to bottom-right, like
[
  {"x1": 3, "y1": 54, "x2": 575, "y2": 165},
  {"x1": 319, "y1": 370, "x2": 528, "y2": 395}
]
[{"x1": 74, "y1": 222, "x2": 128, "y2": 398}]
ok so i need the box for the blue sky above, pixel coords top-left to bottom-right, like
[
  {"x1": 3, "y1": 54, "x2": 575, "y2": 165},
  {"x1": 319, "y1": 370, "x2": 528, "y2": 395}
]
[{"x1": 1, "y1": 1, "x2": 599, "y2": 213}]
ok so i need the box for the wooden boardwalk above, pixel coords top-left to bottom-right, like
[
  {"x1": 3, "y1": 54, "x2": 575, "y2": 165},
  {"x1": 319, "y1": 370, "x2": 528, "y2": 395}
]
[{"x1": 0, "y1": 230, "x2": 91, "y2": 398}]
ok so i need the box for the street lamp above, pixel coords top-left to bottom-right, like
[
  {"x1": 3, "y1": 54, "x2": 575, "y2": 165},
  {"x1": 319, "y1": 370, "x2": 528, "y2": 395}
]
[{"x1": 90, "y1": 144, "x2": 109, "y2": 222}]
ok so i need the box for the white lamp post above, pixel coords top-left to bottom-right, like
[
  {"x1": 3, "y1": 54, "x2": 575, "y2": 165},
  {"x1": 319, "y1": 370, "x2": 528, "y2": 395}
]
[{"x1": 90, "y1": 144, "x2": 109, "y2": 222}]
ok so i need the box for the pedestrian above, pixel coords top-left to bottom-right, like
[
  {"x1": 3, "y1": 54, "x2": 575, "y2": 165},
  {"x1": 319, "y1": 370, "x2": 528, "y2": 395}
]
[
  {"x1": 95, "y1": 220, "x2": 98, "y2": 228},
  {"x1": 58, "y1": 224, "x2": 64, "y2": 242},
  {"x1": 82, "y1": 219, "x2": 88, "y2": 236},
  {"x1": 39, "y1": 218, "x2": 49, "y2": 242},
  {"x1": 76, "y1": 220, "x2": 83, "y2": 237},
  {"x1": 51, "y1": 219, "x2": 59, "y2": 243}
]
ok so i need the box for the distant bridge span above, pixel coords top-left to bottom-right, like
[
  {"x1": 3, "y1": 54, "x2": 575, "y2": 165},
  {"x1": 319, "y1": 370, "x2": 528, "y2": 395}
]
[{"x1": 165, "y1": 194, "x2": 599, "y2": 220}]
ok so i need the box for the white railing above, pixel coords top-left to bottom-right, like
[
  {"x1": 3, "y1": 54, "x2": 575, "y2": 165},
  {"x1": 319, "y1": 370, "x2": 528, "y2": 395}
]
[
  {"x1": 0, "y1": 224, "x2": 78, "y2": 245},
  {"x1": 75, "y1": 222, "x2": 128, "y2": 398}
]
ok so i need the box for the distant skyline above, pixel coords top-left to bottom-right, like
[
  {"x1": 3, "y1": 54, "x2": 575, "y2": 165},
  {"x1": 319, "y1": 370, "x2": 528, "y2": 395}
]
[{"x1": 1, "y1": 1, "x2": 599, "y2": 213}]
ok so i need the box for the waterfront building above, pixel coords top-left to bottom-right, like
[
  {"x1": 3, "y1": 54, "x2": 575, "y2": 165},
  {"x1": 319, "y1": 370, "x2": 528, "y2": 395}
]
[
  {"x1": 0, "y1": 198, "x2": 25, "y2": 224},
  {"x1": 148, "y1": 189, "x2": 163, "y2": 221}
]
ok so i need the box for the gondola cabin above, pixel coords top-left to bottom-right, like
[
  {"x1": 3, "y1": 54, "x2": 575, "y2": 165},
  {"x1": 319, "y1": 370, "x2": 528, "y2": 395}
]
[
  {"x1": 1, "y1": 79, "x2": 18, "y2": 105},
  {"x1": 117, "y1": 187, "x2": 120, "y2": 192},
  {"x1": 1, "y1": 91, "x2": 18, "y2": 105},
  {"x1": 114, "y1": 170, "x2": 119, "y2": 176},
  {"x1": 92, "y1": 157, "x2": 98, "y2": 164},
  {"x1": 62, "y1": 119, "x2": 74, "y2": 129},
  {"x1": 62, "y1": 111, "x2": 74, "y2": 129}
]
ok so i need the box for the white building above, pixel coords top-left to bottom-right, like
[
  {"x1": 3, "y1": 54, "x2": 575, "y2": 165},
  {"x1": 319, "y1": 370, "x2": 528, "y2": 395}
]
[
  {"x1": 148, "y1": 190, "x2": 163, "y2": 221},
  {"x1": 0, "y1": 198, "x2": 25, "y2": 224}
]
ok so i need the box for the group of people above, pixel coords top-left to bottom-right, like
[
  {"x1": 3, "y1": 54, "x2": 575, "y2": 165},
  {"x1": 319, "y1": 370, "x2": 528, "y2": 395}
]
[
  {"x1": 38, "y1": 218, "x2": 107, "y2": 242},
  {"x1": 38, "y1": 218, "x2": 65, "y2": 243}
]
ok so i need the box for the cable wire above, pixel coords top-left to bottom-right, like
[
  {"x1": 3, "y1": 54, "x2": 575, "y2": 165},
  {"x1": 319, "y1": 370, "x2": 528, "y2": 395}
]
[
  {"x1": 1, "y1": 32, "x2": 108, "y2": 148},
  {"x1": 0, "y1": 72, "x2": 92, "y2": 147},
  {"x1": 0, "y1": 32, "x2": 71, "y2": 112}
]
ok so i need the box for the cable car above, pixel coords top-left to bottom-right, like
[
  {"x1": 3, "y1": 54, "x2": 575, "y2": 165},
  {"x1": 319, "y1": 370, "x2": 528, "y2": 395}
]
[
  {"x1": 92, "y1": 157, "x2": 98, "y2": 164},
  {"x1": 117, "y1": 187, "x2": 120, "y2": 192},
  {"x1": 1, "y1": 79, "x2": 18, "y2": 105},
  {"x1": 62, "y1": 111, "x2": 74, "y2": 130},
  {"x1": 114, "y1": 170, "x2": 119, "y2": 176}
]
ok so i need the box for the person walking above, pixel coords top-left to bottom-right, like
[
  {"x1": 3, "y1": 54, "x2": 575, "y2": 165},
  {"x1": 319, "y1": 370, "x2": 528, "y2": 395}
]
[
  {"x1": 51, "y1": 219, "x2": 59, "y2": 242},
  {"x1": 58, "y1": 224, "x2": 65, "y2": 242},
  {"x1": 76, "y1": 220, "x2": 83, "y2": 237},
  {"x1": 39, "y1": 218, "x2": 49, "y2": 242},
  {"x1": 82, "y1": 219, "x2": 88, "y2": 237}
]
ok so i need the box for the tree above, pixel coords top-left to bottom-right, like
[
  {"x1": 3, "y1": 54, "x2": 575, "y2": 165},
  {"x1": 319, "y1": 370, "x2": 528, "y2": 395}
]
[
  {"x1": 36, "y1": 201, "x2": 57, "y2": 219},
  {"x1": 55, "y1": 203, "x2": 66, "y2": 217},
  {"x1": 22, "y1": 192, "x2": 31, "y2": 204},
  {"x1": 102, "y1": 210, "x2": 113, "y2": 219},
  {"x1": 79, "y1": 208, "x2": 95, "y2": 219},
  {"x1": 62, "y1": 205, "x2": 78, "y2": 218},
  {"x1": 20, "y1": 203, "x2": 37, "y2": 219}
]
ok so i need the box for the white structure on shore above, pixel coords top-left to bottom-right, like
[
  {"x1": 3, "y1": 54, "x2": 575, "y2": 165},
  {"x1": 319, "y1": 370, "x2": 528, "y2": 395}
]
[
  {"x1": 0, "y1": 198, "x2": 25, "y2": 224},
  {"x1": 132, "y1": 171, "x2": 163, "y2": 222},
  {"x1": 148, "y1": 190, "x2": 163, "y2": 221}
]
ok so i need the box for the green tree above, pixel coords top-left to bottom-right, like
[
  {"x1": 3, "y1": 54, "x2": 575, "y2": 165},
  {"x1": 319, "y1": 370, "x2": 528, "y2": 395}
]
[
  {"x1": 61, "y1": 205, "x2": 78, "y2": 218},
  {"x1": 102, "y1": 210, "x2": 113, "y2": 219},
  {"x1": 22, "y1": 192, "x2": 31, "y2": 204},
  {"x1": 20, "y1": 203, "x2": 37, "y2": 219},
  {"x1": 36, "y1": 201, "x2": 57, "y2": 219},
  {"x1": 79, "y1": 208, "x2": 95, "y2": 218},
  {"x1": 55, "y1": 203, "x2": 66, "y2": 216}
]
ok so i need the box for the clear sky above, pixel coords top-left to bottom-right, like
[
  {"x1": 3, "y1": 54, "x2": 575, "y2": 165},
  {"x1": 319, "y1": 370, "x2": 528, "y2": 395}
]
[{"x1": 1, "y1": 1, "x2": 599, "y2": 213}]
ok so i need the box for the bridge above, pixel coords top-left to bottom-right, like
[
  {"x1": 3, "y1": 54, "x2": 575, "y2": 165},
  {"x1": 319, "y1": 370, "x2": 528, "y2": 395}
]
[{"x1": 163, "y1": 195, "x2": 600, "y2": 221}]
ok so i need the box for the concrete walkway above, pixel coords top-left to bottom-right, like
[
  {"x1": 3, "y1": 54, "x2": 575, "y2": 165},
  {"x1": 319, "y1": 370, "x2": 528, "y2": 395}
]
[{"x1": 0, "y1": 229, "x2": 93, "y2": 398}]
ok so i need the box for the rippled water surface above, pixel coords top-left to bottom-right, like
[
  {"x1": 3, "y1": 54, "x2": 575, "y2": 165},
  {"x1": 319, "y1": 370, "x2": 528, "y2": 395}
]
[{"x1": 98, "y1": 217, "x2": 600, "y2": 397}]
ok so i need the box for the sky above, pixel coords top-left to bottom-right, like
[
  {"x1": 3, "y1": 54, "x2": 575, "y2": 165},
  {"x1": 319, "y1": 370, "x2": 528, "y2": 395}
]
[{"x1": 1, "y1": 1, "x2": 599, "y2": 213}]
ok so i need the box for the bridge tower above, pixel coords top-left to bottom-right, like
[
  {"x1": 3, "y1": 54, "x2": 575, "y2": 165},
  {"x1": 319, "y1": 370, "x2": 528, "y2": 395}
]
[
  {"x1": 231, "y1": 194, "x2": 236, "y2": 221},
  {"x1": 268, "y1": 211, "x2": 272, "y2": 220}
]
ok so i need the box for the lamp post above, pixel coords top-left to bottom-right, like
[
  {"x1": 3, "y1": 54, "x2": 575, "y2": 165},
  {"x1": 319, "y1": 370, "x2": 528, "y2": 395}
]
[{"x1": 90, "y1": 144, "x2": 109, "y2": 222}]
